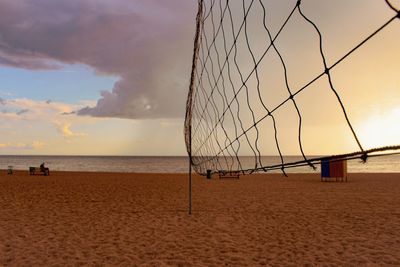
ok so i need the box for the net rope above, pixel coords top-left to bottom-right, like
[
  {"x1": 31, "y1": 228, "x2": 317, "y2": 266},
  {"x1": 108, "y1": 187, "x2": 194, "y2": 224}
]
[{"x1": 185, "y1": 0, "x2": 400, "y2": 175}]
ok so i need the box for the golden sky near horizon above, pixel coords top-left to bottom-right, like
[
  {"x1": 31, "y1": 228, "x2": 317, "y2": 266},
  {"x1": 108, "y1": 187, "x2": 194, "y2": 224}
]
[{"x1": 191, "y1": 0, "x2": 400, "y2": 157}]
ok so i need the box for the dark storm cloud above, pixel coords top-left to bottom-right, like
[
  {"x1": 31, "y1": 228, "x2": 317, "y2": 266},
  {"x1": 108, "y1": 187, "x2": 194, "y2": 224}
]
[{"x1": 0, "y1": 0, "x2": 196, "y2": 119}]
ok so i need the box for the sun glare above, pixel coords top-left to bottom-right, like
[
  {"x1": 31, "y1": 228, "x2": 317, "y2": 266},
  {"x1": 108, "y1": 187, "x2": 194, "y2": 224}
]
[{"x1": 357, "y1": 108, "x2": 400, "y2": 149}]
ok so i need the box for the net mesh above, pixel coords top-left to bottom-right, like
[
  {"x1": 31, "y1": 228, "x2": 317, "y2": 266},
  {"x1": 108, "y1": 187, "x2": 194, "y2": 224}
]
[{"x1": 185, "y1": 0, "x2": 400, "y2": 175}]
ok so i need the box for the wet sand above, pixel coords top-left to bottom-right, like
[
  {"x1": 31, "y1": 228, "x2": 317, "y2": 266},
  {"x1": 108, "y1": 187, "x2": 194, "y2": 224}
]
[{"x1": 1, "y1": 171, "x2": 400, "y2": 266}]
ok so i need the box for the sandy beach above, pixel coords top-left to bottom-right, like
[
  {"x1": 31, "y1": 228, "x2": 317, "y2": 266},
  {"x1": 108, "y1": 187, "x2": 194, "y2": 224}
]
[{"x1": 1, "y1": 171, "x2": 400, "y2": 266}]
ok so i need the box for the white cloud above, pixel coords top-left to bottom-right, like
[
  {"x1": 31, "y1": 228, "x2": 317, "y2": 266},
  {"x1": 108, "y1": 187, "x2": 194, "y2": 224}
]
[
  {"x1": 0, "y1": 97, "x2": 93, "y2": 139},
  {"x1": 1, "y1": 98, "x2": 76, "y2": 120},
  {"x1": 54, "y1": 121, "x2": 87, "y2": 138},
  {"x1": 0, "y1": 141, "x2": 46, "y2": 150}
]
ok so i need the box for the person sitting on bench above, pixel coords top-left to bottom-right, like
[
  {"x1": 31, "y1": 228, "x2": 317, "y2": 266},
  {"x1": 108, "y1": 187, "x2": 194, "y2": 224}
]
[{"x1": 40, "y1": 162, "x2": 46, "y2": 172}]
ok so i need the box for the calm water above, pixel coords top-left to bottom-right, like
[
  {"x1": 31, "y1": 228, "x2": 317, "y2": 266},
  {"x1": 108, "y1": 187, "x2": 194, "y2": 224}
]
[{"x1": 1, "y1": 155, "x2": 399, "y2": 173}]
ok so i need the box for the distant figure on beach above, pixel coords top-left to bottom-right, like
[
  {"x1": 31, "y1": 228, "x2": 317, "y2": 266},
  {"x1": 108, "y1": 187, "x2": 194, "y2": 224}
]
[
  {"x1": 30, "y1": 162, "x2": 50, "y2": 176},
  {"x1": 40, "y1": 162, "x2": 46, "y2": 172}
]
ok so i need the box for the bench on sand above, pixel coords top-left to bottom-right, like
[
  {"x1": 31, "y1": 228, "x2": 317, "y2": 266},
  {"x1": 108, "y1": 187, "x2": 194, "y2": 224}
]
[
  {"x1": 218, "y1": 170, "x2": 240, "y2": 179},
  {"x1": 29, "y1": 167, "x2": 50, "y2": 176}
]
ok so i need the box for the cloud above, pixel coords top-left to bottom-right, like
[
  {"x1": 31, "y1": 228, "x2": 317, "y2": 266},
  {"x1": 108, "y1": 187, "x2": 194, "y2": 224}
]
[
  {"x1": 61, "y1": 111, "x2": 76, "y2": 115},
  {"x1": 0, "y1": 0, "x2": 197, "y2": 119},
  {"x1": 0, "y1": 141, "x2": 45, "y2": 150},
  {"x1": 1, "y1": 98, "x2": 77, "y2": 120},
  {"x1": 54, "y1": 121, "x2": 87, "y2": 138},
  {"x1": 1, "y1": 107, "x2": 30, "y2": 116},
  {"x1": 16, "y1": 109, "x2": 29, "y2": 115},
  {"x1": 0, "y1": 97, "x2": 93, "y2": 139},
  {"x1": 0, "y1": 49, "x2": 61, "y2": 70}
]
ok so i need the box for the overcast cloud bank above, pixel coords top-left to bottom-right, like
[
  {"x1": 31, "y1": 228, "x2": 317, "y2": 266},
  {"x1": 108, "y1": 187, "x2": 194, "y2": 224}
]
[{"x1": 0, "y1": 0, "x2": 196, "y2": 119}]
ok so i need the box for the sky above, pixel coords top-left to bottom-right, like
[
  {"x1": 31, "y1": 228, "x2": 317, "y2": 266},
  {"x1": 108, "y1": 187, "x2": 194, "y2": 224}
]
[{"x1": 0, "y1": 0, "x2": 399, "y2": 156}]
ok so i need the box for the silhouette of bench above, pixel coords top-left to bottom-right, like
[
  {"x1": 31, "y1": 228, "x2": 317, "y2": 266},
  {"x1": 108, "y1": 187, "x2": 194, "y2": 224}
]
[
  {"x1": 218, "y1": 170, "x2": 240, "y2": 179},
  {"x1": 29, "y1": 167, "x2": 50, "y2": 176}
]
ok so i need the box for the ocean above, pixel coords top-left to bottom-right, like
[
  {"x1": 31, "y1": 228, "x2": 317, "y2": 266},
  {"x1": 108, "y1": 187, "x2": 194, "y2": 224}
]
[{"x1": 1, "y1": 154, "x2": 399, "y2": 174}]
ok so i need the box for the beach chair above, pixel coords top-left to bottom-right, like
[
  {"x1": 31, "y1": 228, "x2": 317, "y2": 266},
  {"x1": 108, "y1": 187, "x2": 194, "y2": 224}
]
[{"x1": 321, "y1": 159, "x2": 347, "y2": 182}]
